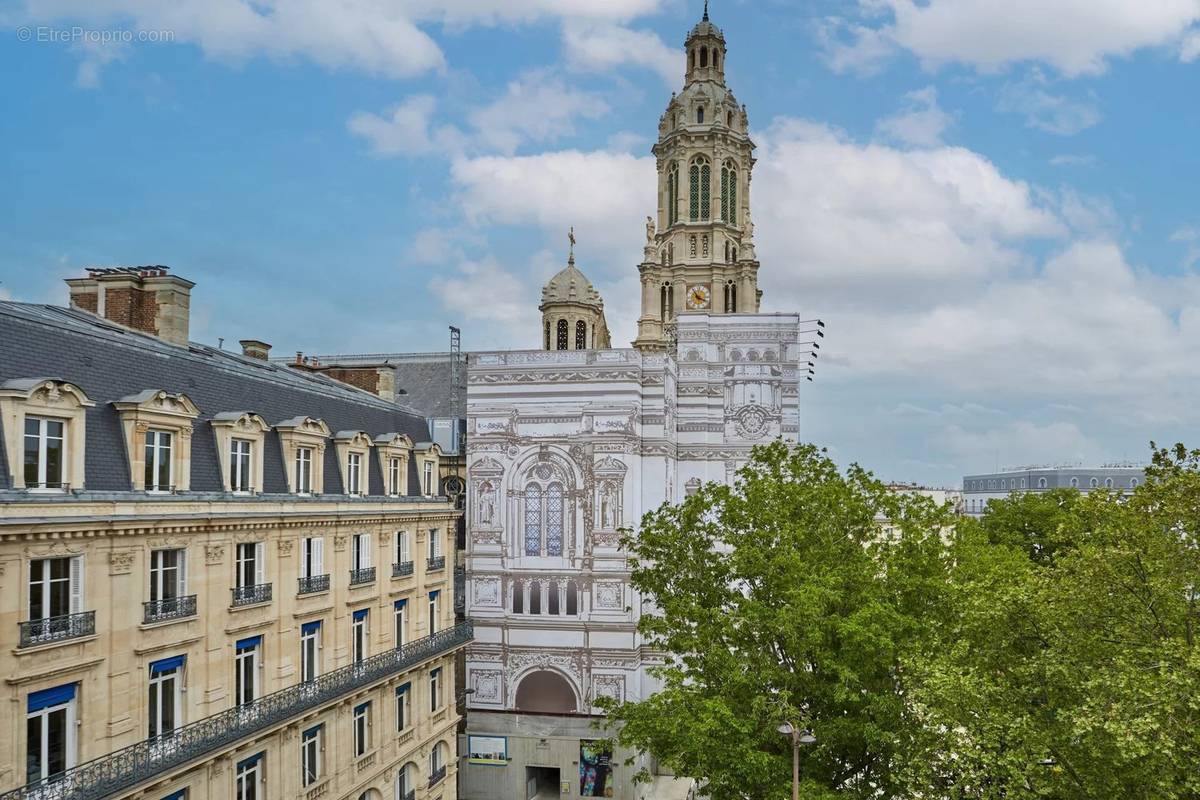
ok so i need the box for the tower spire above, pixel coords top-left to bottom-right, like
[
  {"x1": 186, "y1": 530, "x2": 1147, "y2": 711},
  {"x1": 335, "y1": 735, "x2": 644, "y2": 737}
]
[
  {"x1": 567, "y1": 226, "x2": 576, "y2": 266},
  {"x1": 703, "y1": 0, "x2": 709, "y2": 21}
]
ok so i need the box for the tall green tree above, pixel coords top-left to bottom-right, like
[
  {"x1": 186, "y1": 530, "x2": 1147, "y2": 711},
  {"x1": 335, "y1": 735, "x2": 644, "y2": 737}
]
[
  {"x1": 905, "y1": 444, "x2": 1200, "y2": 799},
  {"x1": 599, "y1": 441, "x2": 954, "y2": 799}
]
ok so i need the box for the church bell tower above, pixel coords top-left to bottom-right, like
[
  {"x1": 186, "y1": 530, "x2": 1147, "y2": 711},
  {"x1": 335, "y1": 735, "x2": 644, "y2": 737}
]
[{"x1": 633, "y1": 3, "x2": 762, "y2": 353}]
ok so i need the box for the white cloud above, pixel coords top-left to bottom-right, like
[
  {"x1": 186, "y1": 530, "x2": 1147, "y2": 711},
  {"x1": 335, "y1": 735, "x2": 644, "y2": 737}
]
[
  {"x1": 997, "y1": 74, "x2": 1102, "y2": 135},
  {"x1": 1171, "y1": 225, "x2": 1200, "y2": 269},
  {"x1": 562, "y1": 21, "x2": 678, "y2": 86},
  {"x1": 428, "y1": 256, "x2": 532, "y2": 325},
  {"x1": 875, "y1": 85, "x2": 955, "y2": 147},
  {"x1": 72, "y1": 39, "x2": 128, "y2": 88},
  {"x1": 1184, "y1": 27, "x2": 1200, "y2": 60},
  {"x1": 825, "y1": 0, "x2": 1200, "y2": 76},
  {"x1": 346, "y1": 95, "x2": 468, "y2": 157},
  {"x1": 936, "y1": 420, "x2": 1103, "y2": 471},
  {"x1": 1049, "y1": 154, "x2": 1098, "y2": 167}
]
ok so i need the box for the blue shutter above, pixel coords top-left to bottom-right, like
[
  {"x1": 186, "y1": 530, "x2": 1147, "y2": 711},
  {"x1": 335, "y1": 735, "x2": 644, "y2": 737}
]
[
  {"x1": 301, "y1": 620, "x2": 322, "y2": 635},
  {"x1": 353, "y1": 608, "x2": 369, "y2": 622},
  {"x1": 150, "y1": 655, "x2": 186, "y2": 674},
  {"x1": 394, "y1": 599, "x2": 407, "y2": 610},
  {"x1": 396, "y1": 682, "x2": 411, "y2": 695},
  {"x1": 236, "y1": 635, "x2": 262, "y2": 651},
  {"x1": 28, "y1": 683, "x2": 76, "y2": 712}
]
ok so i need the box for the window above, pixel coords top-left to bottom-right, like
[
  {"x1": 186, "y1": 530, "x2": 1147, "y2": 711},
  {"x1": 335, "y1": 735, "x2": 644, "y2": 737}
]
[
  {"x1": 24, "y1": 417, "x2": 65, "y2": 490},
  {"x1": 397, "y1": 763, "x2": 417, "y2": 799},
  {"x1": 295, "y1": 447, "x2": 313, "y2": 494},
  {"x1": 394, "y1": 600, "x2": 407, "y2": 648},
  {"x1": 661, "y1": 282, "x2": 674, "y2": 321},
  {"x1": 512, "y1": 579, "x2": 524, "y2": 614},
  {"x1": 423, "y1": 461, "x2": 434, "y2": 496},
  {"x1": 696, "y1": 105, "x2": 705, "y2": 123},
  {"x1": 1038, "y1": 478, "x2": 1047, "y2": 488},
  {"x1": 1090, "y1": 478, "x2": 1099, "y2": 488},
  {"x1": 301, "y1": 621, "x2": 321, "y2": 682},
  {"x1": 724, "y1": 280, "x2": 737, "y2": 313},
  {"x1": 300, "y1": 537, "x2": 324, "y2": 580},
  {"x1": 556, "y1": 319, "x2": 569, "y2": 350},
  {"x1": 566, "y1": 580, "x2": 579, "y2": 615},
  {"x1": 1105, "y1": 478, "x2": 1114, "y2": 488},
  {"x1": 347, "y1": 453, "x2": 362, "y2": 495},
  {"x1": 148, "y1": 655, "x2": 184, "y2": 739},
  {"x1": 524, "y1": 469, "x2": 566, "y2": 557},
  {"x1": 230, "y1": 439, "x2": 252, "y2": 492},
  {"x1": 352, "y1": 533, "x2": 373, "y2": 572},
  {"x1": 395, "y1": 684, "x2": 411, "y2": 731},
  {"x1": 235, "y1": 753, "x2": 263, "y2": 800},
  {"x1": 29, "y1": 556, "x2": 82, "y2": 623},
  {"x1": 575, "y1": 320, "x2": 587, "y2": 350},
  {"x1": 721, "y1": 162, "x2": 737, "y2": 223},
  {"x1": 427, "y1": 529, "x2": 442, "y2": 561},
  {"x1": 235, "y1": 543, "x2": 265, "y2": 589},
  {"x1": 301, "y1": 725, "x2": 322, "y2": 787},
  {"x1": 689, "y1": 161, "x2": 701, "y2": 220},
  {"x1": 395, "y1": 531, "x2": 411, "y2": 567},
  {"x1": 428, "y1": 591, "x2": 439, "y2": 635},
  {"x1": 144, "y1": 430, "x2": 173, "y2": 492},
  {"x1": 26, "y1": 684, "x2": 77, "y2": 783},
  {"x1": 548, "y1": 582, "x2": 560, "y2": 615},
  {"x1": 388, "y1": 458, "x2": 402, "y2": 495},
  {"x1": 700, "y1": 46, "x2": 708, "y2": 68},
  {"x1": 234, "y1": 637, "x2": 261, "y2": 706},
  {"x1": 353, "y1": 702, "x2": 371, "y2": 757},
  {"x1": 529, "y1": 580, "x2": 542, "y2": 615},
  {"x1": 150, "y1": 549, "x2": 187, "y2": 606},
  {"x1": 430, "y1": 742, "x2": 448, "y2": 783},
  {"x1": 667, "y1": 163, "x2": 679, "y2": 225},
  {"x1": 1131, "y1": 478, "x2": 1140, "y2": 488},
  {"x1": 352, "y1": 609, "x2": 369, "y2": 663},
  {"x1": 429, "y1": 668, "x2": 442, "y2": 713}
]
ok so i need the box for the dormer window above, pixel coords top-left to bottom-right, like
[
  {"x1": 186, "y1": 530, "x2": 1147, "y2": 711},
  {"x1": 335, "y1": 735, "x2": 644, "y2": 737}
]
[
  {"x1": 1, "y1": 379, "x2": 94, "y2": 492},
  {"x1": 230, "y1": 439, "x2": 252, "y2": 493},
  {"x1": 424, "y1": 461, "x2": 433, "y2": 496},
  {"x1": 112, "y1": 390, "x2": 200, "y2": 492},
  {"x1": 333, "y1": 431, "x2": 373, "y2": 497},
  {"x1": 296, "y1": 448, "x2": 313, "y2": 494},
  {"x1": 414, "y1": 443, "x2": 442, "y2": 497},
  {"x1": 211, "y1": 412, "x2": 269, "y2": 494},
  {"x1": 374, "y1": 433, "x2": 414, "y2": 498},
  {"x1": 275, "y1": 417, "x2": 331, "y2": 494},
  {"x1": 389, "y1": 458, "x2": 401, "y2": 495}
]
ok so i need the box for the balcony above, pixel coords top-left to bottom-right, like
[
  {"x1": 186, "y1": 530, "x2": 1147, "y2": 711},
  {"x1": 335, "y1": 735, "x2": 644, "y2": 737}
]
[
  {"x1": 143, "y1": 595, "x2": 197, "y2": 624},
  {"x1": 1, "y1": 621, "x2": 474, "y2": 800},
  {"x1": 426, "y1": 556, "x2": 446, "y2": 572},
  {"x1": 298, "y1": 574, "x2": 330, "y2": 596},
  {"x1": 392, "y1": 561, "x2": 414, "y2": 578},
  {"x1": 231, "y1": 583, "x2": 272, "y2": 607},
  {"x1": 349, "y1": 567, "x2": 376, "y2": 586},
  {"x1": 19, "y1": 611, "x2": 95, "y2": 648},
  {"x1": 428, "y1": 765, "x2": 447, "y2": 787}
]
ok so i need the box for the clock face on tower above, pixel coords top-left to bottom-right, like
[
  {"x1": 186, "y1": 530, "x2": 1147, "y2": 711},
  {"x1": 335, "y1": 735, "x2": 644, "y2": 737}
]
[{"x1": 686, "y1": 284, "x2": 712, "y2": 310}]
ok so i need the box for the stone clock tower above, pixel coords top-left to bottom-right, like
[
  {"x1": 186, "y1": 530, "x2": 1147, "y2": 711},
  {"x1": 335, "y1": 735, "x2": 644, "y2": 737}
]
[{"x1": 633, "y1": 3, "x2": 762, "y2": 353}]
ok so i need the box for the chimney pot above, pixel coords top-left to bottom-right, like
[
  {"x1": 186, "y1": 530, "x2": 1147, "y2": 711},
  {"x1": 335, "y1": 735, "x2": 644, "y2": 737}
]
[
  {"x1": 239, "y1": 339, "x2": 272, "y2": 360},
  {"x1": 65, "y1": 266, "x2": 193, "y2": 346}
]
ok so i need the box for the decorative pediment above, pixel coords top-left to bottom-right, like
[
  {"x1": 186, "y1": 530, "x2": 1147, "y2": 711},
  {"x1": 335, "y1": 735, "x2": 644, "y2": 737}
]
[
  {"x1": 275, "y1": 416, "x2": 332, "y2": 438},
  {"x1": 414, "y1": 441, "x2": 443, "y2": 457},
  {"x1": 374, "y1": 432, "x2": 414, "y2": 450},
  {"x1": 334, "y1": 430, "x2": 374, "y2": 450},
  {"x1": 594, "y1": 457, "x2": 628, "y2": 475},
  {"x1": 112, "y1": 389, "x2": 200, "y2": 419},
  {"x1": 0, "y1": 378, "x2": 94, "y2": 408},
  {"x1": 211, "y1": 411, "x2": 270, "y2": 433},
  {"x1": 471, "y1": 456, "x2": 505, "y2": 476}
]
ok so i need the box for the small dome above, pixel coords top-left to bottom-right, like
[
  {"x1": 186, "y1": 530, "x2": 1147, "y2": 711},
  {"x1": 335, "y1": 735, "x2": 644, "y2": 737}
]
[
  {"x1": 687, "y1": 18, "x2": 724, "y2": 42},
  {"x1": 541, "y1": 263, "x2": 604, "y2": 309}
]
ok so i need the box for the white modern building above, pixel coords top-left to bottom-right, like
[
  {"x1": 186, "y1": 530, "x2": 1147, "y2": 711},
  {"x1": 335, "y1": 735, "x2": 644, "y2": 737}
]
[
  {"x1": 962, "y1": 466, "x2": 1145, "y2": 516},
  {"x1": 458, "y1": 7, "x2": 819, "y2": 799}
]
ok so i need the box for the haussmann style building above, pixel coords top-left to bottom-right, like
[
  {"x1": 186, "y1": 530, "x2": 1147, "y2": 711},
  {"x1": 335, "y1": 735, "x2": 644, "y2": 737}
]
[
  {"x1": 459, "y1": 8, "x2": 823, "y2": 799},
  {"x1": 0, "y1": 267, "x2": 470, "y2": 800}
]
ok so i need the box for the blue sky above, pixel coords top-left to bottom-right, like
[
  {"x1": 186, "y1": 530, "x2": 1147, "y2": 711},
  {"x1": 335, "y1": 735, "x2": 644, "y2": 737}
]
[{"x1": 2, "y1": 0, "x2": 1199, "y2": 485}]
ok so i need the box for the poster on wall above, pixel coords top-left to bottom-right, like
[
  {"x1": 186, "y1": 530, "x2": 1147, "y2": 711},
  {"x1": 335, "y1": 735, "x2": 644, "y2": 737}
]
[
  {"x1": 467, "y1": 735, "x2": 508, "y2": 766},
  {"x1": 579, "y1": 739, "x2": 614, "y2": 797}
]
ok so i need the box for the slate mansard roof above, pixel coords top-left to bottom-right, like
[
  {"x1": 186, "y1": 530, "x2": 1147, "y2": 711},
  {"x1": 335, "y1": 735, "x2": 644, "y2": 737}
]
[{"x1": 0, "y1": 301, "x2": 437, "y2": 497}]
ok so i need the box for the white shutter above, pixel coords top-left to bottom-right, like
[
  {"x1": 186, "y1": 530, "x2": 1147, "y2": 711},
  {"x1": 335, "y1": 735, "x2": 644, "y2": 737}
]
[
  {"x1": 313, "y1": 537, "x2": 324, "y2": 576},
  {"x1": 362, "y1": 533, "x2": 372, "y2": 569},
  {"x1": 255, "y1": 542, "x2": 265, "y2": 586},
  {"x1": 69, "y1": 556, "x2": 84, "y2": 614},
  {"x1": 179, "y1": 550, "x2": 188, "y2": 596}
]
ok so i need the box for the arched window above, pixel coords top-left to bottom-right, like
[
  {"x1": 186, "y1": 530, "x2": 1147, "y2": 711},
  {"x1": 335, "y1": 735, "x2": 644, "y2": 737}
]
[
  {"x1": 697, "y1": 106, "x2": 705, "y2": 124},
  {"x1": 512, "y1": 579, "x2": 524, "y2": 614},
  {"x1": 661, "y1": 282, "x2": 673, "y2": 321},
  {"x1": 721, "y1": 162, "x2": 737, "y2": 222},
  {"x1": 1020, "y1": 478, "x2": 1027, "y2": 488},
  {"x1": 528, "y1": 580, "x2": 541, "y2": 615},
  {"x1": 397, "y1": 763, "x2": 417, "y2": 799},
  {"x1": 566, "y1": 580, "x2": 579, "y2": 615},
  {"x1": 691, "y1": 157, "x2": 710, "y2": 220},
  {"x1": 544, "y1": 321, "x2": 550, "y2": 350},
  {"x1": 667, "y1": 162, "x2": 679, "y2": 226},
  {"x1": 548, "y1": 582, "x2": 560, "y2": 615},
  {"x1": 430, "y1": 742, "x2": 448, "y2": 778},
  {"x1": 724, "y1": 280, "x2": 737, "y2": 313},
  {"x1": 556, "y1": 319, "x2": 568, "y2": 351},
  {"x1": 1131, "y1": 478, "x2": 1139, "y2": 488},
  {"x1": 1104, "y1": 478, "x2": 1113, "y2": 488},
  {"x1": 700, "y1": 47, "x2": 708, "y2": 68},
  {"x1": 727, "y1": 110, "x2": 733, "y2": 127},
  {"x1": 689, "y1": 49, "x2": 696, "y2": 71},
  {"x1": 546, "y1": 484, "x2": 564, "y2": 556},
  {"x1": 575, "y1": 320, "x2": 587, "y2": 350},
  {"x1": 1089, "y1": 478, "x2": 1099, "y2": 488},
  {"x1": 731, "y1": 246, "x2": 737, "y2": 261},
  {"x1": 524, "y1": 485, "x2": 542, "y2": 555},
  {"x1": 1038, "y1": 478, "x2": 1047, "y2": 488}
]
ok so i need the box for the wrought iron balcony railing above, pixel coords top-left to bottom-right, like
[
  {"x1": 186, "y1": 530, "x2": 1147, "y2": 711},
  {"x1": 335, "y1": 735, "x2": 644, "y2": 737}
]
[
  {"x1": 349, "y1": 567, "x2": 376, "y2": 586},
  {"x1": 298, "y1": 574, "x2": 330, "y2": 595},
  {"x1": 0, "y1": 621, "x2": 473, "y2": 800},
  {"x1": 426, "y1": 556, "x2": 446, "y2": 572},
  {"x1": 393, "y1": 561, "x2": 414, "y2": 578},
  {"x1": 231, "y1": 583, "x2": 272, "y2": 607},
  {"x1": 428, "y1": 765, "x2": 447, "y2": 787},
  {"x1": 143, "y1": 595, "x2": 197, "y2": 624},
  {"x1": 19, "y1": 611, "x2": 95, "y2": 648}
]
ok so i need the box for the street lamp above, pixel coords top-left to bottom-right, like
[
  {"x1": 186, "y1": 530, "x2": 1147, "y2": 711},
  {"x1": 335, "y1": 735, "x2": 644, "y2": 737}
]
[{"x1": 777, "y1": 722, "x2": 816, "y2": 800}]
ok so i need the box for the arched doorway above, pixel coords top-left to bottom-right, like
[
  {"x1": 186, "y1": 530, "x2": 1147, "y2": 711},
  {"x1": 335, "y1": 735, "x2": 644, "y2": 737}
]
[{"x1": 514, "y1": 670, "x2": 577, "y2": 714}]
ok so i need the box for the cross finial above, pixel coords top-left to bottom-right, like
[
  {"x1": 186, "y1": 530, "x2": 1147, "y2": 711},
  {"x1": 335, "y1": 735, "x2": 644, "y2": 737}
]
[
  {"x1": 568, "y1": 226, "x2": 576, "y2": 265},
  {"x1": 703, "y1": 0, "x2": 709, "y2": 20}
]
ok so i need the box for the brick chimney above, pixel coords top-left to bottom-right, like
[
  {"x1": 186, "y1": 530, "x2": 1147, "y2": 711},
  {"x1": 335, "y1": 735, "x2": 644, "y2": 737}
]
[
  {"x1": 239, "y1": 339, "x2": 272, "y2": 360},
  {"x1": 66, "y1": 267, "x2": 194, "y2": 346}
]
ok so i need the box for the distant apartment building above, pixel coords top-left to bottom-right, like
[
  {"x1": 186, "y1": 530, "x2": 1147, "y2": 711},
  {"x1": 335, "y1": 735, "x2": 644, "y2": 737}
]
[
  {"x1": 875, "y1": 484, "x2": 964, "y2": 539},
  {"x1": 962, "y1": 465, "x2": 1146, "y2": 515},
  {"x1": 0, "y1": 267, "x2": 468, "y2": 800}
]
